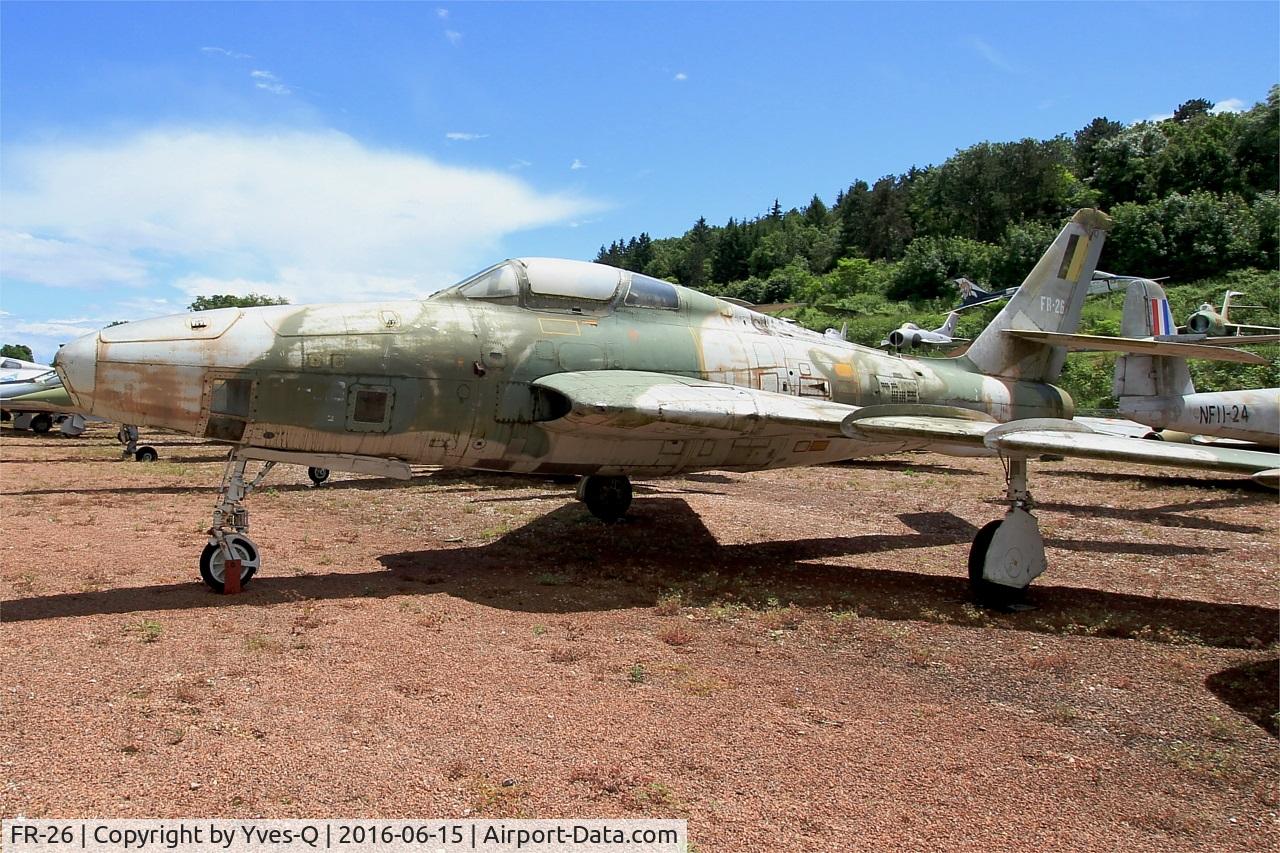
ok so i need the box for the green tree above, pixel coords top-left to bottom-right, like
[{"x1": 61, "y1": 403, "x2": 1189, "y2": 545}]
[
  {"x1": 1073, "y1": 116, "x2": 1124, "y2": 182},
  {"x1": 188, "y1": 294, "x2": 290, "y2": 311},
  {"x1": 1172, "y1": 98, "x2": 1214, "y2": 124},
  {"x1": 0, "y1": 344, "x2": 34, "y2": 361}
]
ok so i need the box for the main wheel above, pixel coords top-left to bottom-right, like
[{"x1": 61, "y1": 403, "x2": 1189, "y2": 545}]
[
  {"x1": 135, "y1": 446, "x2": 159, "y2": 462},
  {"x1": 30, "y1": 414, "x2": 53, "y2": 434},
  {"x1": 307, "y1": 466, "x2": 331, "y2": 485},
  {"x1": 577, "y1": 475, "x2": 633, "y2": 522},
  {"x1": 967, "y1": 519, "x2": 1021, "y2": 609},
  {"x1": 199, "y1": 534, "x2": 261, "y2": 592}
]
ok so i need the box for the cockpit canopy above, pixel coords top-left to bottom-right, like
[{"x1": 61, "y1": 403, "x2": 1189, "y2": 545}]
[{"x1": 447, "y1": 258, "x2": 680, "y2": 313}]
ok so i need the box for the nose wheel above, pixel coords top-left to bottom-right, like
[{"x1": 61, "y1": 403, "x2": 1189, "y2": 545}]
[
  {"x1": 307, "y1": 466, "x2": 331, "y2": 485},
  {"x1": 199, "y1": 533, "x2": 260, "y2": 593}
]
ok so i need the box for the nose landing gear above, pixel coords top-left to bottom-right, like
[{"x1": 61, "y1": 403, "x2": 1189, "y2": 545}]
[{"x1": 202, "y1": 451, "x2": 274, "y2": 592}]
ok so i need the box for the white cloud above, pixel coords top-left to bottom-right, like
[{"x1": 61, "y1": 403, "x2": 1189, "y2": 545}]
[
  {"x1": 509, "y1": 159, "x2": 532, "y2": 170},
  {"x1": 436, "y1": 8, "x2": 449, "y2": 19},
  {"x1": 570, "y1": 159, "x2": 587, "y2": 170},
  {"x1": 966, "y1": 37, "x2": 1014, "y2": 73},
  {"x1": 1, "y1": 127, "x2": 602, "y2": 306},
  {"x1": 5, "y1": 318, "x2": 103, "y2": 339},
  {"x1": 0, "y1": 231, "x2": 149, "y2": 288},
  {"x1": 250, "y1": 70, "x2": 292, "y2": 96},
  {"x1": 1211, "y1": 98, "x2": 1246, "y2": 114},
  {"x1": 445, "y1": 30, "x2": 462, "y2": 45},
  {"x1": 445, "y1": 132, "x2": 489, "y2": 141},
  {"x1": 1144, "y1": 111, "x2": 1174, "y2": 123},
  {"x1": 201, "y1": 46, "x2": 251, "y2": 60},
  {"x1": 673, "y1": 72, "x2": 688, "y2": 82}
]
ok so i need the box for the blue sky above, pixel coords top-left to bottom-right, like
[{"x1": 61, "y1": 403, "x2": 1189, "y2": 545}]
[{"x1": 2, "y1": 1, "x2": 1277, "y2": 361}]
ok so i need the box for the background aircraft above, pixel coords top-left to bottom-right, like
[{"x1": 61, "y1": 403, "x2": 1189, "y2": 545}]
[
  {"x1": 880, "y1": 312, "x2": 964, "y2": 350},
  {"x1": 0, "y1": 368, "x2": 156, "y2": 456},
  {"x1": 1185, "y1": 291, "x2": 1280, "y2": 336},
  {"x1": 1113, "y1": 281, "x2": 1278, "y2": 447},
  {"x1": 51, "y1": 210, "x2": 1278, "y2": 605},
  {"x1": 952, "y1": 271, "x2": 1157, "y2": 312},
  {"x1": 0, "y1": 367, "x2": 73, "y2": 434}
]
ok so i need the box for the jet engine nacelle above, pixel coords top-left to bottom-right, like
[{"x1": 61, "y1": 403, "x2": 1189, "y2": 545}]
[
  {"x1": 888, "y1": 330, "x2": 921, "y2": 349},
  {"x1": 1185, "y1": 308, "x2": 1225, "y2": 336}
]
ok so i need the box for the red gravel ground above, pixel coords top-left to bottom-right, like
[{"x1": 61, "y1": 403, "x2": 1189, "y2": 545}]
[{"x1": 1, "y1": 424, "x2": 1277, "y2": 851}]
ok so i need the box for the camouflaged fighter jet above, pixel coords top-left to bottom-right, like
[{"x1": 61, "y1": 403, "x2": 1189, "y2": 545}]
[{"x1": 52, "y1": 209, "x2": 1280, "y2": 603}]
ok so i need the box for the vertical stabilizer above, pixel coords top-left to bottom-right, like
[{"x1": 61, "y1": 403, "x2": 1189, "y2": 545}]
[
  {"x1": 963, "y1": 209, "x2": 1112, "y2": 382},
  {"x1": 937, "y1": 312, "x2": 959, "y2": 337},
  {"x1": 1115, "y1": 279, "x2": 1194, "y2": 398}
]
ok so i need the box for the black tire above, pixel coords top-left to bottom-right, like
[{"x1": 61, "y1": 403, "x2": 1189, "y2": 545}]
[
  {"x1": 199, "y1": 535, "x2": 260, "y2": 593},
  {"x1": 967, "y1": 519, "x2": 1022, "y2": 609},
  {"x1": 1143, "y1": 431, "x2": 1164, "y2": 441},
  {"x1": 307, "y1": 466, "x2": 331, "y2": 485},
  {"x1": 135, "y1": 446, "x2": 159, "y2": 462},
  {"x1": 30, "y1": 414, "x2": 53, "y2": 434},
  {"x1": 580, "y1": 475, "x2": 633, "y2": 522}
]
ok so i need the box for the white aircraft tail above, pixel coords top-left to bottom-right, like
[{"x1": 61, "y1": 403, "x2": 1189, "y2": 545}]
[
  {"x1": 936, "y1": 312, "x2": 959, "y2": 338},
  {"x1": 963, "y1": 209, "x2": 1112, "y2": 382},
  {"x1": 1114, "y1": 279, "x2": 1194, "y2": 398}
]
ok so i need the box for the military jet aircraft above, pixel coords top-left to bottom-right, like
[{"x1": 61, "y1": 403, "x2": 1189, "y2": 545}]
[
  {"x1": 1113, "y1": 280, "x2": 1278, "y2": 447},
  {"x1": 0, "y1": 369, "x2": 158, "y2": 456},
  {"x1": 880, "y1": 312, "x2": 965, "y2": 350},
  {"x1": 953, "y1": 271, "x2": 1154, "y2": 313},
  {"x1": 1184, "y1": 290, "x2": 1280, "y2": 337},
  {"x1": 52, "y1": 209, "x2": 1279, "y2": 604}
]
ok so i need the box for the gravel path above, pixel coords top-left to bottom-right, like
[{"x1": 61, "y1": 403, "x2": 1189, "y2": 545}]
[{"x1": 2, "y1": 425, "x2": 1276, "y2": 851}]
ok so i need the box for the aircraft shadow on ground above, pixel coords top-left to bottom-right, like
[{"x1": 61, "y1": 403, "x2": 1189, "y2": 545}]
[
  {"x1": 1045, "y1": 467, "x2": 1273, "y2": 493},
  {"x1": 1035, "y1": 499, "x2": 1267, "y2": 534},
  {"x1": 3, "y1": 498, "x2": 1272, "y2": 650},
  {"x1": 1205, "y1": 658, "x2": 1279, "y2": 738},
  {"x1": 834, "y1": 459, "x2": 984, "y2": 477}
]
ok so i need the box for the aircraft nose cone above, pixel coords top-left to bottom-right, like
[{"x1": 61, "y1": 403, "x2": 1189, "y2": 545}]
[{"x1": 54, "y1": 331, "x2": 98, "y2": 408}]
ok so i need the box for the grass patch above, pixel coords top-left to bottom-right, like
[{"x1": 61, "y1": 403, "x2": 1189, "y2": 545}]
[
  {"x1": 656, "y1": 621, "x2": 695, "y2": 647},
  {"x1": 131, "y1": 619, "x2": 163, "y2": 644}
]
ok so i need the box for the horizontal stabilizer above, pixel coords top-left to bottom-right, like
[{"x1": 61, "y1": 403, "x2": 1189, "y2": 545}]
[
  {"x1": 1002, "y1": 330, "x2": 1267, "y2": 364},
  {"x1": 844, "y1": 411, "x2": 1279, "y2": 477}
]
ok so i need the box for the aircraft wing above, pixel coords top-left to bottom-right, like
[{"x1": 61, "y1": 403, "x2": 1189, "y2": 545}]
[
  {"x1": 533, "y1": 371, "x2": 1278, "y2": 483},
  {"x1": 1002, "y1": 330, "x2": 1267, "y2": 364},
  {"x1": 532, "y1": 370, "x2": 858, "y2": 439},
  {"x1": 844, "y1": 412, "x2": 1278, "y2": 480}
]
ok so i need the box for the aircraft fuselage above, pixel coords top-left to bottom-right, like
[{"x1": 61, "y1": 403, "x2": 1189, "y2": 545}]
[{"x1": 56, "y1": 270, "x2": 1073, "y2": 476}]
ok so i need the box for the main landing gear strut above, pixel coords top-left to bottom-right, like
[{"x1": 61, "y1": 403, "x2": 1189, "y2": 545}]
[
  {"x1": 200, "y1": 450, "x2": 272, "y2": 592},
  {"x1": 968, "y1": 456, "x2": 1048, "y2": 609},
  {"x1": 116, "y1": 424, "x2": 157, "y2": 462}
]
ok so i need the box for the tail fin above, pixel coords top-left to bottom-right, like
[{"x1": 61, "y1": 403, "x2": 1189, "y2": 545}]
[
  {"x1": 1115, "y1": 279, "x2": 1194, "y2": 397},
  {"x1": 963, "y1": 209, "x2": 1112, "y2": 382},
  {"x1": 1121, "y1": 277, "x2": 1177, "y2": 337},
  {"x1": 937, "y1": 312, "x2": 959, "y2": 337},
  {"x1": 954, "y1": 278, "x2": 986, "y2": 300}
]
